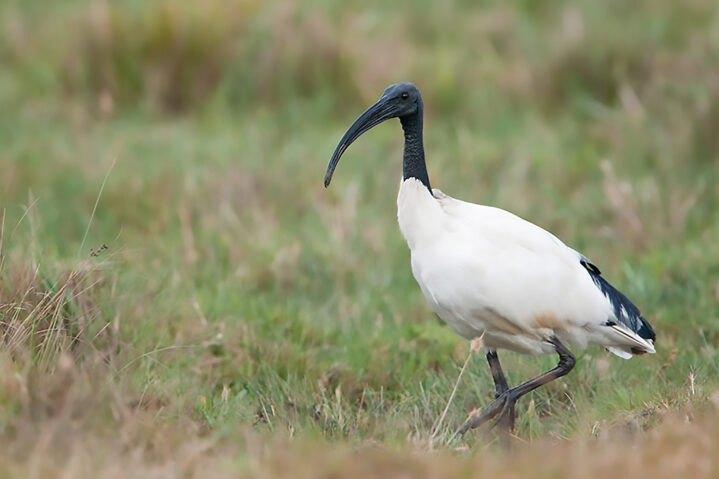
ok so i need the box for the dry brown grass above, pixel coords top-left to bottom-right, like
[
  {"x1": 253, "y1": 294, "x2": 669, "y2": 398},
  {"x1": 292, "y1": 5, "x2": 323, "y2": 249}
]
[
  {"x1": 0, "y1": 255, "x2": 110, "y2": 366},
  {"x1": 0, "y1": 375, "x2": 716, "y2": 479},
  {"x1": 245, "y1": 408, "x2": 719, "y2": 479}
]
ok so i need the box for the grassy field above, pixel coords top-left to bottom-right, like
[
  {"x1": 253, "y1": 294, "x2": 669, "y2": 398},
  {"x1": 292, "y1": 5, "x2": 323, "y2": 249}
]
[{"x1": 1, "y1": 0, "x2": 719, "y2": 476}]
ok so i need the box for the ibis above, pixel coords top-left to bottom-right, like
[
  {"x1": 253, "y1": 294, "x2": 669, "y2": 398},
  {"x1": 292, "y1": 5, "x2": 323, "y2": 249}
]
[{"x1": 324, "y1": 82, "x2": 656, "y2": 435}]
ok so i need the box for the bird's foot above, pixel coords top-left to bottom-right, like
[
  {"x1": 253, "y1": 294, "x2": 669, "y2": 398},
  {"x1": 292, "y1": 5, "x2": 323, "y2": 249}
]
[{"x1": 457, "y1": 391, "x2": 516, "y2": 435}]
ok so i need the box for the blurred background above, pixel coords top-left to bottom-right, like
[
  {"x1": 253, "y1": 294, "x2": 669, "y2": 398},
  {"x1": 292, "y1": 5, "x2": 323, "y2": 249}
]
[{"x1": 1, "y1": 0, "x2": 718, "y2": 476}]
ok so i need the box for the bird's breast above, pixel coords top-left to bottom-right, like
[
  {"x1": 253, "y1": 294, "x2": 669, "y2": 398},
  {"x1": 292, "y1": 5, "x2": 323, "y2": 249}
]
[{"x1": 396, "y1": 178, "x2": 447, "y2": 250}]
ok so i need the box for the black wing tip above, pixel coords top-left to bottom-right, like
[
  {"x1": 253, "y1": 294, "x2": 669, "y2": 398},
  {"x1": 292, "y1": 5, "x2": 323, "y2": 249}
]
[
  {"x1": 580, "y1": 259, "x2": 601, "y2": 275},
  {"x1": 586, "y1": 267, "x2": 656, "y2": 342},
  {"x1": 636, "y1": 316, "x2": 656, "y2": 342}
]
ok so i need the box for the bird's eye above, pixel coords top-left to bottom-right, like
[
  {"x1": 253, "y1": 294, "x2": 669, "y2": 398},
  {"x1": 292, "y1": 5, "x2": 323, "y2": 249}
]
[{"x1": 401, "y1": 92, "x2": 409, "y2": 100}]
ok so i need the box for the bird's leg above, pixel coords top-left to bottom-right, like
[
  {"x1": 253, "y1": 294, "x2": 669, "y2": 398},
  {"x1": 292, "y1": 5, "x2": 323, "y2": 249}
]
[
  {"x1": 486, "y1": 350, "x2": 515, "y2": 433},
  {"x1": 487, "y1": 350, "x2": 509, "y2": 396},
  {"x1": 459, "y1": 337, "x2": 575, "y2": 435}
]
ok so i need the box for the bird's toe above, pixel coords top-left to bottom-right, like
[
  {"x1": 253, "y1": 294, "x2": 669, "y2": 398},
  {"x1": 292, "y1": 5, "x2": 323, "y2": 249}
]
[{"x1": 458, "y1": 391, "x2": 515, "y2": 435}]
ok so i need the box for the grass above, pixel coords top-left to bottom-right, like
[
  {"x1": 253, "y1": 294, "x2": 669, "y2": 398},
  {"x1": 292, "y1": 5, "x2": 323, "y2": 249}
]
[{"x1": 1, "y1": 0, "x2": 719, "y2": 476}]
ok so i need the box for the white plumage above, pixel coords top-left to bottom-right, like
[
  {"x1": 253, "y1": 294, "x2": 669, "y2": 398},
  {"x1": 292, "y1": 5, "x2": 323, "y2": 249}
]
[{"x1": 397, "y1": 178, "x2": 655, "y2": 358}]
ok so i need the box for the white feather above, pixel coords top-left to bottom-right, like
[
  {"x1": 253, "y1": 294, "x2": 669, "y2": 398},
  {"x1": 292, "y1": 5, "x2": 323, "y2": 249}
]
[
  {"x1": 605, "y1": 347, "x2": 633, "y2": 360},
  {"x1": 606, "y1": 324, "x2": 656, "y2": 354}
]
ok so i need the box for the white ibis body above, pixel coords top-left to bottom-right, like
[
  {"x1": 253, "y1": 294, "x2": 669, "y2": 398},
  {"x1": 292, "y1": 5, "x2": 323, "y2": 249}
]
[{"x1": 324, "y1": 82, "x2": 656, "y2": 434}]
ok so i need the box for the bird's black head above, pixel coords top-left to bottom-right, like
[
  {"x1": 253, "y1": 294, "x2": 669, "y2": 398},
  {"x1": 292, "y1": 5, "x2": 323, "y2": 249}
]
[
  {"x1": 324, "y1": 82, "x2": 422, "y2": 187},
  {"x1": 378, "y1": 82, "x2": 422, "y2": 118}
]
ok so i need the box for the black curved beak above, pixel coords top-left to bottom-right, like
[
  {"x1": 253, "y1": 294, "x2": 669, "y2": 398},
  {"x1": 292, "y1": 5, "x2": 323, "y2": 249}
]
[{"x1": 324, "y1": 97, "x2": 398, "y2": 187}]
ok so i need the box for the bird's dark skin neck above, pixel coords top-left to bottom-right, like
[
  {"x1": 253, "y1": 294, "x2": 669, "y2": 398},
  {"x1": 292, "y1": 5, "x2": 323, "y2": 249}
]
[{"x1": 400, "y1": 110, "x2": 431, "y2": 192}]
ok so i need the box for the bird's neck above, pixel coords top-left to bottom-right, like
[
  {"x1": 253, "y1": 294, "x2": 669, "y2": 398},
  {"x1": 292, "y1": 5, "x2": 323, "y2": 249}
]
[{"x1": 400, "y1": 109, "x2": 431, "y2": 192}]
